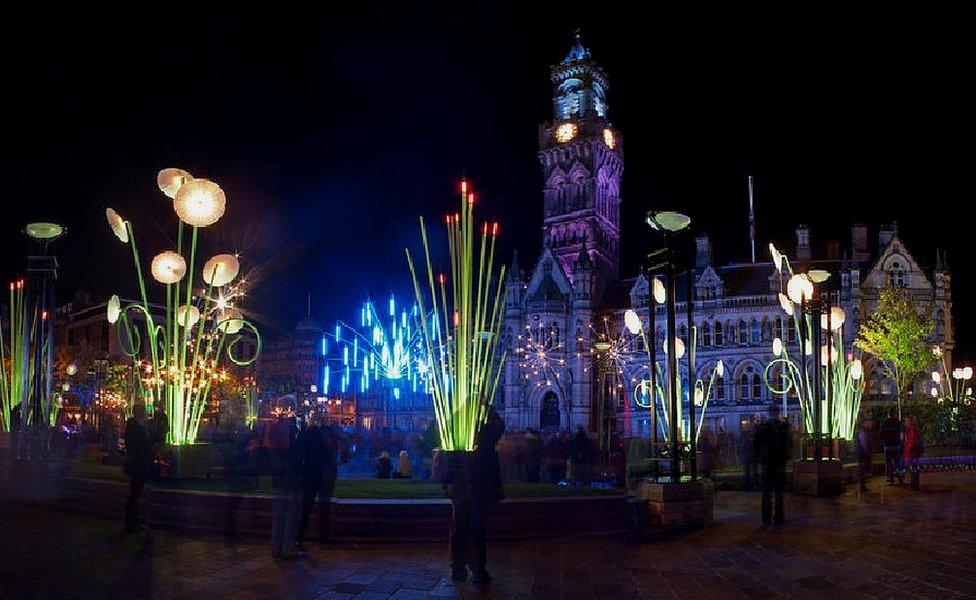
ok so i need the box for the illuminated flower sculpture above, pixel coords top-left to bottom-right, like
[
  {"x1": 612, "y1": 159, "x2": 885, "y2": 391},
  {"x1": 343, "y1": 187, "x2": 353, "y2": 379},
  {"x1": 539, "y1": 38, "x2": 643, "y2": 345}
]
[
  {"x1": 105, "y1": 169, "x2": 260, "y2": 445},
  {"x1": 0, "y1": 280, "x2": 33, "y2": 431},
  {"x1": 613, "y1": 308, "x2": 724, "y2": 444},
  {"x1": 406, "y1": 181, "x2": 507, "y2": 451},
  {"x1": 763, "y1": 243, "x2": 864, "y2": 440},
  {"x1": 929, "y1": 345, "x2": 975, "y2": 434}
]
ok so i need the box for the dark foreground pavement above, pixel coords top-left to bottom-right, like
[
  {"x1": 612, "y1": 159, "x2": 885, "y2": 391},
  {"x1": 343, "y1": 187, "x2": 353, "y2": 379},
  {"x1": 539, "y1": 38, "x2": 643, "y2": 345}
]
[{"x1": 2, "y1": 473, "x2": 975, "y2": 599}]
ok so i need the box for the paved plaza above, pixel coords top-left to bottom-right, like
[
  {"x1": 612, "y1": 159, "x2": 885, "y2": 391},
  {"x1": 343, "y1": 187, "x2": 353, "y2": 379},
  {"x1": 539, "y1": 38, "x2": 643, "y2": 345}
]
[{"x1": 2, "y1": 474, "x2": 975, "y2": 599}]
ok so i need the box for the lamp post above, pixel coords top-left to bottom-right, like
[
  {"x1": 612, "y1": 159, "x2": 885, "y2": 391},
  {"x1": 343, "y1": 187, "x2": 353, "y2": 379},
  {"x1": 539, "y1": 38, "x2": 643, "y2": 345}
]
[
  {"x1": 646, "y1": 211, "x2": 692, "y2": 483},
  {"x1": 24, "y1": 222, "x2": 65, "y2": 447}
]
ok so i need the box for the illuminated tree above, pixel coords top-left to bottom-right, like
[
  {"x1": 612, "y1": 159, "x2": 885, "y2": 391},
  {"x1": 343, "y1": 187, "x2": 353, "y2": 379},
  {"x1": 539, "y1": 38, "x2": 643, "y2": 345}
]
[{"x1": 857, "y1": 285, "x2": 934, "y2": 417}]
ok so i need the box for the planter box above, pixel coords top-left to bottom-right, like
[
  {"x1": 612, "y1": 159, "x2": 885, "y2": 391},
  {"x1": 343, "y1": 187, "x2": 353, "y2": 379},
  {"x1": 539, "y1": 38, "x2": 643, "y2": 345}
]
[
  {"x1": 162, "y1": 444, "x2": 212, "y2": 478},
  {"x1": 633, "y1": 478, "x2": 714, "y2": 536},
  {"x1": 793, "y1": 458, "x2": 842, "y2": 496}
]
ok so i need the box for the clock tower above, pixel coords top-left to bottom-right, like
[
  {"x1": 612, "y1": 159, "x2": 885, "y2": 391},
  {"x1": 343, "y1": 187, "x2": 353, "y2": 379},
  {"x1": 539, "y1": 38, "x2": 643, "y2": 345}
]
[{"x1": 539, "y1": 34, "x2": 623, "y2": 289}]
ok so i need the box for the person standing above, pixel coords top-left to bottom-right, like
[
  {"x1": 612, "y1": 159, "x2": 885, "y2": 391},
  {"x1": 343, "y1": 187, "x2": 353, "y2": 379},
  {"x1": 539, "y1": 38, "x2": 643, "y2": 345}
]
[
  {"x1": 524, "y1": 430, "x2": 542, "y2": 483},
  {"x1": 879, "y1": 408, "x2": 904, "y2": 486},
  {"x1": 753, "y1": 406, "x2": 791, "y2": 526},
  {"x1": 297, "y1": 415, "x2": 339, "y2": 547},
  {"x1": 903, "y1": 416, "x2": 924, "y2": 490},
  {"x1": 268, "y1": 416, "x2": 303, "y2": 558},
  {"x1": 568, "y1": 426, "x2": 589, "y2": 485},
  {"x1": 123, "y1": 404, "x2": 152, "y2": 533},
  {"x1": 395, "y1": 450, "x2": 412, "y2": 478},
  {"x1": 854, "y1": 417, "x2": 875, "y2": 492},
  {"x1": 448, "y1": 406, "x2": 504, "y2": 584}
]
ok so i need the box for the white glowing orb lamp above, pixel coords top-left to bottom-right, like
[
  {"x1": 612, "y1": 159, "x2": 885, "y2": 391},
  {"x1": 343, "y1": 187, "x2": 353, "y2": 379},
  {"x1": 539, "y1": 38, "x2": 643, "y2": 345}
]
[
  {"x1": 218, "y1": 308, "x2": 244, "y2": 334},
  {"x1": 151, "y1": 251, "x2": 187, "y2": 284},
  {"x1": 107, "y1": 294, "x2": 121, "y2": 324},
  {"x1": 932, "y1": 371, "x2": 941, "y2": 383},
  {"x1": 203, "y1": 254, "x2": 240, "y2": 287},
  {"x1": 663, "y1": 338, "x2": 686, "y2": 359},
  {"x1": 157, "y1": 168, "x2": 193, "y2": 199},
  {"x1": 821, "y1": 307, "x2": 846, "y2": 331},
  {"x1": 778, "y1": 293, "x2": 794, "y2": 315},
  {"x1": 772, "y1": 337, "x2": 783, "y2": 357},
  {"x1": 931, "y1": 387, "x2": 939, "y2": 398},
  {"x1": 176, "y1": 305, "x2": 201, "y2": 328},
  {"x1": 787, "y1": 274, "x2": 814, "y2": 304},
  {"x1": 820, "y1": 346, "x2": 838, "y2": 367},
  {"x1": 174, "y1": 179, "x2": 226, "y2": 227},
  {"x1": 965, "y1": 367, "x2": 974, "y2": 380},
  {"x1": 623, "y1": 309, "x2": 642, "y2": 335},
  {"x1": 850, "y1": 359, "x2": 863, "y2": 380},
  {"x1": 769, "y1": 243, "x2": 783, "y2": 272},
  {"x1": 66, "y1": 363, "x2": 78, "y2": 376},
  {"x1": 652, "y1": 278, "x2": 666, "y2": 304},
  {"x1": 105, "y1": 208, "x2": 129, "y2": 243}
]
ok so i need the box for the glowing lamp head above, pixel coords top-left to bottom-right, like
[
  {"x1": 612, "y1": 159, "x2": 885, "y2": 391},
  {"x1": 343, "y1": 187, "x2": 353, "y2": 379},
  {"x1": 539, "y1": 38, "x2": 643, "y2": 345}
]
[
  {"x1": 652, "y1": 278, "x2": 666, "y2": 304},
  {"x1": 202, "y1": 254, "x2": 240, "y2": 287},
  {"x1": 769, "y1": 243, "x2": 783, "y2": 272},
  {"x1": 151, "y1": 251, "x2": 187, "y2": 284},
  {"x1": 953, "y1": 368, "x2": 964, "y2": 380},
  {"x1": 787, "y1": 274, "x2": 814, "y2": 304},
  {"x1": 176, "y1": 305, "x2": 201, "y2": 328},
  {"x1": 107, "y1": 294, "x2": 121, "y2": 324},
  {"x1": 932, "y1": 371, "x2": 942, "y2": 383},
  {"x1": 931, "y1": 387, "x2": 939, "y2": 398},
  {"x1": 105, "y1": 208, "x2": 129, "y2": 243},
  {"x1": 646, "y1": 211, "x2": 691, "y2": 232},
  {"x1": 821, "y1": 307, "x2": 846, "y2": 331},
  {"x1": 850, "y1": 358, "x2": 863, "y2": 380},
  {"x1": 174, "y1": 178, "x2": 226, "y2": 227},
  {"x1": 820, "y1": 346, "x2": 838, "y2": 367},
  {"x1": 772, "y1": 337, "x2": 783, "y2": 357},
  {"x1": 66, "y1": 363, "x2": 78, "y2": 376},
  {"x1": 218, "y1": 308, "x2": 244, "y2": 334},
  {"x1": 663, "y1": 337, "x2": 686, "y2": 359},
  {"x1": 25, "y1": 222, "x2": 65, "y2": 241},
  {"x1": 965, "y1": 367, "x2": 974, "y2": 380},
  {"x1": 623, "y1": 309, "x2": 642, "y2": 335},
  {"x1": 778, "y1": 293, "x2": 794, "y2": 315},
  {"x1": 157, "y1": 168, "x2": 193, "y2": 199},
  {"x1": 715, "y1": 360, "x2": 724, "y2": 378},
  {"x1": 808, "y1": 270, "x2": 831, "y2": 283}
]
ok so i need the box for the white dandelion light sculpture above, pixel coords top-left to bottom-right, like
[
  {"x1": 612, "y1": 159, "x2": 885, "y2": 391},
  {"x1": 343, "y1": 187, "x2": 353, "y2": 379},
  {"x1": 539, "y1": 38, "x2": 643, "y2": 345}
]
[{"x1": 105, "y1": 168, "x2": 261, "y2": 445}]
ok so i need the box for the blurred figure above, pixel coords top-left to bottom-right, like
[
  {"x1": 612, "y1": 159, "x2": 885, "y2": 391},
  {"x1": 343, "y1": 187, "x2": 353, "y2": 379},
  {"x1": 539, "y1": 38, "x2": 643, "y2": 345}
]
[
  {"x1": 524, "y1": 430, "x2": 543, "y2": 483},
  {"x1": 854, "y1": 417, "x2": 875, "y2": 492},
  {"x1": 740, "y1": 418, "x2": 757, "y2": 491},
  {"x1": 879, "y1": 407, "x2": 904, "y2": 486},
  {"x1": 123, "y1": 404, "x2": 152, "y2": 533},
  {"x1": 297, "y1": 415, "x2": 339, "y2": 547},
  {"x1": 568, "y1": 426, "x2": 590, "y2": 485},
  {"x1": 448, "y1": 406, "x2": 504, "y2": 584},
  {"x1": 753, "y1": 406, "x2": 791, "y2": 526},
  {"x1": 267, "y1": 417, "x2": 303, "y2": 558},
  {"x1": 699, "y1": 426, "x2": 716, "y2": 478},
  {"x1": 394, "y1": 450, "x2": 412, "y2": 479},
  {"x1": 375, "y1": 450, "x2": 393, "y2": 479},
  {"x1": 903, "y1": 415, "x2": 924, "y2": 490}
]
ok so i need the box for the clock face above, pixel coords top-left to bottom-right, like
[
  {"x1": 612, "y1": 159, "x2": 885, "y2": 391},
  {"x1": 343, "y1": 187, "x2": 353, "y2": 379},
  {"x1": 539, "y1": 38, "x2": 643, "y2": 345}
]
[
  {"x1": 603, "y1": 128, "x2": 615, "y2": 149},
  {"x1": 555, "y1": 122, "x2": 578, "y2": 143}
]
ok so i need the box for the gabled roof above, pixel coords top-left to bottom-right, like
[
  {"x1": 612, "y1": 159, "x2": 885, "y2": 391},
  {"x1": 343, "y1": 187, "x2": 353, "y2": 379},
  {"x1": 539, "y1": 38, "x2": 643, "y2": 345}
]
[
  {"x1": 863, "y1": 235, "x2": 933, "y2": 290},
  {"x1": 525, "y1": 246, "x2": 573, "y2": 306}
]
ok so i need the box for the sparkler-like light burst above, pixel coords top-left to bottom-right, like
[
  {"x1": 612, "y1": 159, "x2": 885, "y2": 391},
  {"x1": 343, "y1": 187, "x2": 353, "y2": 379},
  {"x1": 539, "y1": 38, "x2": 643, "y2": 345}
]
[
  {"x1": 515, "y1": 320, "x2": 574, "y2": 398},
  {"x1": 322, "y1": 294, "x2": 432, "y2": 397}
]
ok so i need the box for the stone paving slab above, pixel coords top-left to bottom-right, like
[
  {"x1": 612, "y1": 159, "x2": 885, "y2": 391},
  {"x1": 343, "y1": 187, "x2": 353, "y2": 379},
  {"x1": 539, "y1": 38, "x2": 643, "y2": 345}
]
[{"x1": 3, "y1": 473, "x2": 976, "y2": 599}]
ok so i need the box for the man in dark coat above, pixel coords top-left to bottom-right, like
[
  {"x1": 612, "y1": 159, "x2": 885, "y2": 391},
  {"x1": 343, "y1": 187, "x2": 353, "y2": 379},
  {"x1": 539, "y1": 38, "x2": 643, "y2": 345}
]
[
  {"x1": 448, "y1": 406, "x2": 505, "y2": 584},
  {"x1": 879, "y1": 407, "x2": 904, "y2": 485},
  {"x1": 753, "y1": 406, "x2": 791, "y2": 526},
  {"x1": 123, "y1": 405, "x2": 152, "y2": 532},
  {"x1": 297, "y1": 416, "x2": 339, "y2": 547}
]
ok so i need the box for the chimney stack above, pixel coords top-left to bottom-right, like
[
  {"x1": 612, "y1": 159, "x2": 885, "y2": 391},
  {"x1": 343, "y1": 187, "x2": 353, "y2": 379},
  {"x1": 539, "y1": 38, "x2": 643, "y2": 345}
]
[
  {"x1": 796, "y1": 225, "x2": 811, "y2": 263},
  {"x1": 879, "y1": 222, "x2": 897, "y2": 251},
  {"x1": 851, "y1": 224, "x2": 869, "y2": 263}
]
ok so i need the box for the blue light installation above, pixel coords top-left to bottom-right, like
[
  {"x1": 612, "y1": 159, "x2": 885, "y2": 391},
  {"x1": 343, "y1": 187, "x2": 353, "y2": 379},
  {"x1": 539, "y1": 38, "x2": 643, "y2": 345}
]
[{"x1": 323, "y1": 294, "x2": 431, "y2": 399}]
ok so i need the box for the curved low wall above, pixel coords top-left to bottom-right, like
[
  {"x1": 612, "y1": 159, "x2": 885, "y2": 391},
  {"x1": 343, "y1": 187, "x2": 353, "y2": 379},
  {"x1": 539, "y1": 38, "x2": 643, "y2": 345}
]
[{"x1": 49, "y1": 476, "x2": 635, "y2": 541}]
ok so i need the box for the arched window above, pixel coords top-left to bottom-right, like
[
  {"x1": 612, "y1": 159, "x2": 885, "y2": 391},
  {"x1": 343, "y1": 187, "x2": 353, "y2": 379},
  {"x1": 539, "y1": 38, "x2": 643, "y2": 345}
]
[
  {"x1": 752, "y1": 372, "x2": 762, "y2": 400},
  {"x1": 738, "y1": 365, "x2": 761, "y2": 402},
  {"x1": 751, "y1": 319, "x2": 761, "y2": 345},
  {"x1": 738, "y1": 320, "x2": 748, "y2": 345},
  {"x1": 739, "y1": 370, "x2": 751, "y2": 400},
  {"x1": 713, "y1": 321, "x2": 723, "y2": 346},
  {"x1": 715, "y1": 374, "x2": 725, "y2": 400},
  {"x1": 701, "y1": 322, "x2": 711, "y2": 347}
]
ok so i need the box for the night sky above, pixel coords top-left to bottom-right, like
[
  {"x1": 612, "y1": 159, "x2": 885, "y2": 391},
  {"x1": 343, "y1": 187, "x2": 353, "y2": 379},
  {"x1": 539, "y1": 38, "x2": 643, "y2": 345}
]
[{"x1": 3, "y1": 5, "x2": 972, "y2": 358}]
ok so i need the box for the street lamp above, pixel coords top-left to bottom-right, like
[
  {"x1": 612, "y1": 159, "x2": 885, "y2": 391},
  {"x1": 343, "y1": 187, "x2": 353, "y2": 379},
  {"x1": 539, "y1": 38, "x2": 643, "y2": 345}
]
[{"x1": 645, "y1": 210, "x2": 695, "y2": 483}]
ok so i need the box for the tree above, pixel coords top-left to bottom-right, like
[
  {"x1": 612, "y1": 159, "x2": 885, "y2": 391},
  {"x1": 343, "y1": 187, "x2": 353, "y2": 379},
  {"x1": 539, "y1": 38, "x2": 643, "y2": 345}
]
[{"x1": 857, "y1": 285, "x2": 935, "y2": 417}]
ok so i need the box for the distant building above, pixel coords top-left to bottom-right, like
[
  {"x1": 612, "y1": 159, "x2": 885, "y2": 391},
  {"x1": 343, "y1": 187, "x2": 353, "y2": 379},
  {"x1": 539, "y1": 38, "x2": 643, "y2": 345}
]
[
  {"x1": 500, "y1": 37, "x2": 953, "y2": 438},
  {"x1": 257, "y1": 315, "x2": 325, "y2": 396}
]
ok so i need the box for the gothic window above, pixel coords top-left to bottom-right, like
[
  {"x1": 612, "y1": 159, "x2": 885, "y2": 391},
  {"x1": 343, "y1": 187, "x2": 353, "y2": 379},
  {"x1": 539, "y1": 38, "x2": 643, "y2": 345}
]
[
  {"x1": 738, "y1": 320, "x2": 748, "y2": 345},
  {"x1": 935, "y1": 309, "x2": 945, "y2": 339},
  {"x1": 751, "y1": 319, "x2": 761, "y2": 345},
  {"x1": 701, "y1": 322, "x2": 711, "y2": 347},
  {"x1": 726, "y1": 323, "x2": 736, "y2": 346},
  {"x1": 715, "y1": 374, "x2": 725, "y2": 400},
  {"x1": 713, "y1": 321, "x2": 723, "y2": 346},
  {"x1": 761, "y1": 317, "x2": 771, "y2": 343},
  {"x1": 786, "y1": 318, "x2": 797, "y2": 343},
  {"x1": 752, "y1": 372, "x2": 763, "y2": 400},
  {"x1": 888, "y1": 261, "x2": 907, "y2": 287},
  {"x1": 738, "y1": 365, "x2": 762, "y2": 402}
]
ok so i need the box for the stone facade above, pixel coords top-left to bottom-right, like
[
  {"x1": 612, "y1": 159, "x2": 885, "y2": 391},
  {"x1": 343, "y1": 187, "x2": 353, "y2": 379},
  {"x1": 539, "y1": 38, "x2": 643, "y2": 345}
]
[{"x1": 500, "y1": 39, "x2": 953, "y2": 438}]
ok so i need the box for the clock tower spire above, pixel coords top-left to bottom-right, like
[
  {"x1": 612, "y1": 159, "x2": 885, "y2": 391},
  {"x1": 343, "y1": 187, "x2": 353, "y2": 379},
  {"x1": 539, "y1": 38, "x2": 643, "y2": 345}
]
[{"x1": 539, "y1": 33, "x2": 623, "y2": 290}]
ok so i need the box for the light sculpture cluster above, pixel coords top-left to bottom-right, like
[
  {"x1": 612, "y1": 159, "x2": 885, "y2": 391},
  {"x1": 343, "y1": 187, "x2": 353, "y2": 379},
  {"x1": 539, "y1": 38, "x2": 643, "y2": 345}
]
[
  {"x1": 0, "y1": 280, "x2": 34, "y2": 431},
  {"x1": 929, "y1": 345, "x2": 974, "y2": 433},
  {"x1": 406, "y1": 181, "x2": 507, "y2": 451},
  {"x1": 105, "y1": 168, "x2": 261, "y2": 445},
  {"x1": 764, "y1": 243, "x2": 864, "y2": 440}
]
